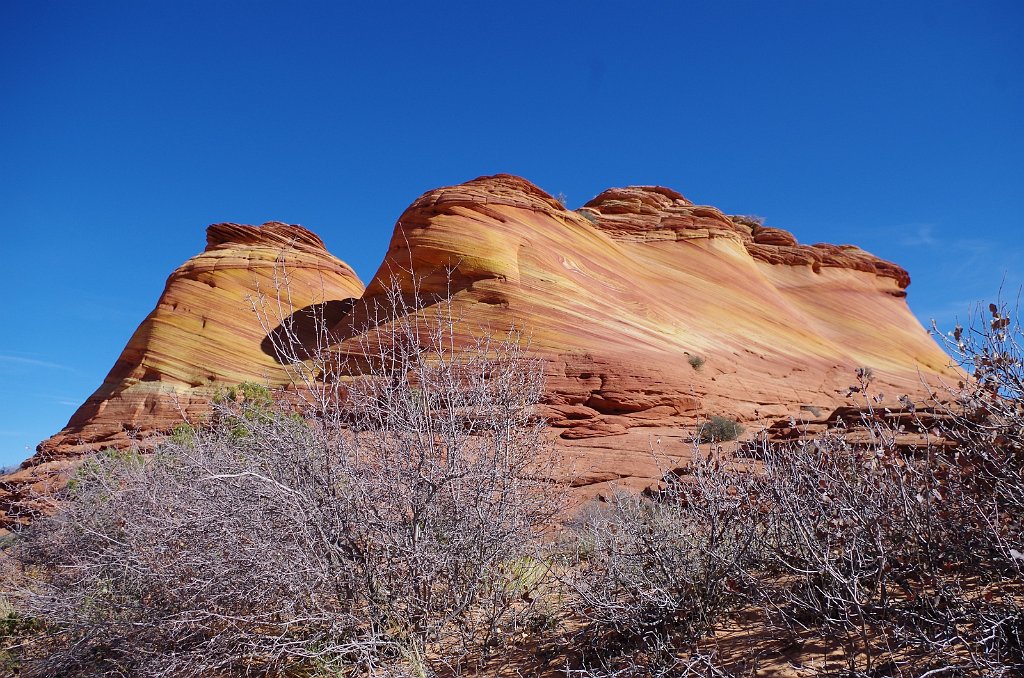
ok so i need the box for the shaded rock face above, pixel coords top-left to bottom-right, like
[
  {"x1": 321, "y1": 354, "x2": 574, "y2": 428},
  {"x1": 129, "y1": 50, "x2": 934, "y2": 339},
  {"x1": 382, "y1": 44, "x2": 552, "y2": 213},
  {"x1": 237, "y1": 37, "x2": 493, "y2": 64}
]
[
  {"x1": 35, "y1": 222, "x2": 365, "y2": 462},
  {"x1": 14, "y1": 175, "x2": 956, "y2": 504}
]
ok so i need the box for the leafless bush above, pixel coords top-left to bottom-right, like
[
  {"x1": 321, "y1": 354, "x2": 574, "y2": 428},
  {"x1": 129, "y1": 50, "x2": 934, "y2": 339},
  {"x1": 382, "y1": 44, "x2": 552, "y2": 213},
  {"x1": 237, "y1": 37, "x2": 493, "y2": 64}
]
[
  {"x1": 567, "y1": 299, "x2": 1024, "y2": 675},
  {"x1": 747, "y1": 432, "x2": 1001, "y2": 674},
  {"x1": 745, "y1": 346, "x2": 1024, "y2": 675},
  {"x1": 936, "y1": 298, "x2": 1024, "y2": 571},
  {"x1": 566, "y1": 453, "x2": 764, "y2": 674},
  {"x1": 3, "y1": 278, "x2": 562, "y2": 677}
]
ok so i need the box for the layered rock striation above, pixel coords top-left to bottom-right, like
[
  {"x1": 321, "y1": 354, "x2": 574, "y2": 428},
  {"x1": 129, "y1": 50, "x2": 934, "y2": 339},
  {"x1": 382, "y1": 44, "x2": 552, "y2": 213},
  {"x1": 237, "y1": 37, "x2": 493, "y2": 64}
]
[
  {"x1": 10, "y1": 175, "x2": 957, "y2": 506},
  {"x1": 36, "y1": 222, "x2": 365, "y2": 461},
  {"x1": 331, "y1": 174, "x2": 954, "y2": 490}
]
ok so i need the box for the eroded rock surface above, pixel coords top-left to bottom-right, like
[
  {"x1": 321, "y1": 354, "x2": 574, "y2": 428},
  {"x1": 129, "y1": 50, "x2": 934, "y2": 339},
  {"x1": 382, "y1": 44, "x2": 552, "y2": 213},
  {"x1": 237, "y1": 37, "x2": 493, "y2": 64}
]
[
  {"x1": 36, "y1": 222, "x2": 365, "y2": 461},
  {"x1": 6, "y1": 175, "x2": 958, "y2": 514},
  {"x1": 346, "y1": 174, "x2": 953, "y2": 494}
]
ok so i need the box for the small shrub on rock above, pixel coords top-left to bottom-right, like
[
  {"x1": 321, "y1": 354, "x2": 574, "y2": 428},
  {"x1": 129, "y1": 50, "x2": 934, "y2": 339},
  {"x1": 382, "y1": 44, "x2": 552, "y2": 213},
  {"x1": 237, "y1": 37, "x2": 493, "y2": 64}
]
[{"x1": 696, "y1": 415, "x2": 743, "y2": 443}]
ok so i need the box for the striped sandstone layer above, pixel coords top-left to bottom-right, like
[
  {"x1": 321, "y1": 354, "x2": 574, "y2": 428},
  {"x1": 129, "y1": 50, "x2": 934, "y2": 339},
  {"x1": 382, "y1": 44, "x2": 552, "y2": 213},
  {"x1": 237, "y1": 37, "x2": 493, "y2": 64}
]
[
  {"x1": 9, "y1": 175, "x2": 955, "y2": 508},
  {"x1": 345, "y1": 174, "x2": 953, "y2": 490},
  {"x1": 36, "y1": 222, "x2": 365, "y2": 461}
]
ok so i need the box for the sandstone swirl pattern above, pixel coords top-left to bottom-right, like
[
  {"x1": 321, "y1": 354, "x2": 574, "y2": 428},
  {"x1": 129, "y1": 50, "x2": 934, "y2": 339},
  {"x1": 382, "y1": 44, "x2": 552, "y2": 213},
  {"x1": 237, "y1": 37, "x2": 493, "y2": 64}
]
[
  {"x1": 37, "y1": 222, "x2": 365, "y2": 460},
  {"x1": 342, "y1": 174, "x2": 953, "y2": 489},
  {"x1": 13, "y1": 175, "x2": 955, "y2": 501}
]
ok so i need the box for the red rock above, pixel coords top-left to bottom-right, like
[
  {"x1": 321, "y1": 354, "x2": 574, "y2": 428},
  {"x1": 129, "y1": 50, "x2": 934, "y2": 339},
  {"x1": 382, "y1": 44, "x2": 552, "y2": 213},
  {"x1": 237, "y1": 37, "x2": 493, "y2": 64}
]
[
  {"x1": 9, "y1": 175, "x2": 959, "y2": 510},
  {"x1": 333, "y1": 174, "x2": 955, "y2": 484},
  {"x1": 35, "y1": 222, "x2": 365, "y2": 463}
]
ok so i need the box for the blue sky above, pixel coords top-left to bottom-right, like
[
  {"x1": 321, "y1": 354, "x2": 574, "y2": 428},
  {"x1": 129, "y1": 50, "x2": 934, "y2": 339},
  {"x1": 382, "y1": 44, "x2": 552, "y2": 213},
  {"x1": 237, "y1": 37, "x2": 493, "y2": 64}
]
[{"x1": 1, "y1": 1, "x2": 1021, "y2": 467}]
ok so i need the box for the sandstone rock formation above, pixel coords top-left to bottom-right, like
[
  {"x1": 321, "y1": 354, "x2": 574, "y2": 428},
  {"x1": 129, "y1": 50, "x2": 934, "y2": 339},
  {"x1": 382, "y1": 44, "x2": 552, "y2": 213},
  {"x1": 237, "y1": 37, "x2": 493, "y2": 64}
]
[
  {"x1": 343, "y1": 174, "x2": 954, "y2": 491},
  {"x1": 7, "y1": 175, "x2": 958, "y2": 512},
  {"x1": 37, "y1": 222, "x2": 365, "y2": 461}
]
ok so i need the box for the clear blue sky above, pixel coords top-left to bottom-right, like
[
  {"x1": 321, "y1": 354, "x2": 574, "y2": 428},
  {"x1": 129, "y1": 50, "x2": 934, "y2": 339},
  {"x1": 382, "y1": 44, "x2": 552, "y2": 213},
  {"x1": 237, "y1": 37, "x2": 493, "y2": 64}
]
[{"x1": 1, "y1": 1, "x2": 1021, "y2": 467}]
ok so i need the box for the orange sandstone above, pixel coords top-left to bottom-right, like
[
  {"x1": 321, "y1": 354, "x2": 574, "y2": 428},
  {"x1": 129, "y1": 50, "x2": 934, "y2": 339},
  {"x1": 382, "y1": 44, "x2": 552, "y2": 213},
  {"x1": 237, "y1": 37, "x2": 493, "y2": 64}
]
[
  {"x1": 36, "y1": 222, "x2": 364, "y2": 461},
  {"x1": 335, "y1": 174, "x2": 953, "y2": 492},
  {"x1": 12, "y1": 176, "x2": 955, "y2": 502}
]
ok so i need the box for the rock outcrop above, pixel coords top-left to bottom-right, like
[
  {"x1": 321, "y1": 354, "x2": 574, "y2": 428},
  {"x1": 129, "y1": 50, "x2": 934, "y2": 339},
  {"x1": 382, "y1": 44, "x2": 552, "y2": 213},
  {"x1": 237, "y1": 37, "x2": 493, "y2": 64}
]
[
  {"x1": 8, "y1": 175, "x2": 958, "y2": 511},
  {"x1": 36, "y1": 222, "x2": 365, "y2": 461},
  {"x1": 343, "y1": 175, "x2": 953, "y2": 491}
]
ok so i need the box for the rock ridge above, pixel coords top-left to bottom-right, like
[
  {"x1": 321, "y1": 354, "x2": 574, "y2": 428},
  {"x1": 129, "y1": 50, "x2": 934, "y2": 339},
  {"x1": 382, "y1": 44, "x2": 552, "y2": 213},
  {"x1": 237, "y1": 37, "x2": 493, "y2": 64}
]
[
  {"x1": 5, "y1": 175, "x2": 956, "y2": 514},
  {"x1": 205, "y1": 221, "x2": 331, "y2": 253},
  {"x1": 344, "y1": 175, "x2": 951, "y2": 493}
]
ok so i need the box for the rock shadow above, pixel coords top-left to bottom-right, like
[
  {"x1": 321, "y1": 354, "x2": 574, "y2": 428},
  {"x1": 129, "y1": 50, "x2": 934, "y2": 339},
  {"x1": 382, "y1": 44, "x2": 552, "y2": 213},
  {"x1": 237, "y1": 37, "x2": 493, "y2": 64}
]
[{"x1": 260, "y1": 298, "x2": 357, "y2": 364}]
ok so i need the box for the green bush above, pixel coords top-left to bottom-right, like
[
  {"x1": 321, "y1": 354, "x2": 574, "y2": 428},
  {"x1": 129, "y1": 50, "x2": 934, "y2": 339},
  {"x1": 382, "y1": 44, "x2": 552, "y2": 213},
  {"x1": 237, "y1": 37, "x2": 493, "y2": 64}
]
[
  {"x1": 213, "y1": 382, "x2": 276, "y2": 440},
  {"x1": 696, "y1": 415, "x2": 743, "y2": 443},
  {"x1": 0, "y1": 596, "x2": 41, "y2": 674},
  {"x1": 687, "y1": 354, "x2": 705, "y2": 370},
  {"x1": 168, "y1": 422, "x2": 197, "y2": 447}
]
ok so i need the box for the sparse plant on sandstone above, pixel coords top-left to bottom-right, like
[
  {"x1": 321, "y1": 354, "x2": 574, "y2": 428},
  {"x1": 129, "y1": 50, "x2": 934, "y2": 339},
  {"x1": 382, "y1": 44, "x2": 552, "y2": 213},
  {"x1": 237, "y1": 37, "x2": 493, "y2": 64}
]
[
  {"x1": 696, "y1": 415, "x2": 743, "y2": 443},
  {"x1": 2, "y1": 277, "x2": 562, "y2": 677},
  {"x1": 730, "y1": 214, "x2": 765, "y2": 230},
  {"x1": 687, "y1": 353, "x2": 705, "y2": 370}
]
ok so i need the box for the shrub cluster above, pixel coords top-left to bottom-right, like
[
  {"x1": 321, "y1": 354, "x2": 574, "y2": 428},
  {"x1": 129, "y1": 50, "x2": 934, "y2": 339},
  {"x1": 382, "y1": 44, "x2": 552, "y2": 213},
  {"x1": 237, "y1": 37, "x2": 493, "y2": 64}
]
[
  {"x1": 2, "y1": 284, "x2": 561, "y2": 677},
  {"x1": 564, "y1": 300, "x2": 1024, "y2": 676},
  {"x1": 2, "y1": 292, "x2": 1023, "y2": 676},
  {"x1": 566, "y1": 455, "x2": 765, "y2": 676}
]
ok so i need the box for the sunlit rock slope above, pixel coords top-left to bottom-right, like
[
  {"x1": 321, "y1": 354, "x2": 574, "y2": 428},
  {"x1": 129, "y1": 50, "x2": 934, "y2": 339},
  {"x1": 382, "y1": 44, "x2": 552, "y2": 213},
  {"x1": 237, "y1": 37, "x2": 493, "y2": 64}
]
[
  {"x1": 10, "y1": 175, "x2": 956, "y2": 507},
  {"x1": 37, "y1": 222, "x2": 365, "y2": 460},
  {"x1": 333, "y1": 174, "x2": 953, "y2": 491}
]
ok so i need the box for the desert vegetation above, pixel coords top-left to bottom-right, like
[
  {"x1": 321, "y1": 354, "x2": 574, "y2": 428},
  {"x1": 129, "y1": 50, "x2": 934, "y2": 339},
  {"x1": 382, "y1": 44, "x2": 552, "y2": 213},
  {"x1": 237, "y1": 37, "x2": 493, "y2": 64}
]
[
  {"x1": 2, "y1": 294, "x2": 1023, "y2": 676},
  {"x1": 695, "y1": 415, "x2": 743, "y2": 443},
  {"x1": 1, "y1": 283, "x2": 563, "y2": 677},
  {"x1": 729, "y1": 215, "x2": 766, "y2": 230},
  {"x1": 561, "y1": 300, "x2": 1024, "y2": 676}
]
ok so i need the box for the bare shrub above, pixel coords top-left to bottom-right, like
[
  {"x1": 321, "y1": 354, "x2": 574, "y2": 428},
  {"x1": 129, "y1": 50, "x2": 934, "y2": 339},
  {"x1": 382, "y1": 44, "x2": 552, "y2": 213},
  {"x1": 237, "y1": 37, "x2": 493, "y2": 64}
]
[
  {"x1": 931, "y1": 297, "x2": 1024, "y2": 673},
  {"x1": 937, "y1": 299, "x2": 1024, "y2": 570},
  {"x1": 747, "y1": 430, "x2": 1008, "y2": 674},
  {"x1": 3, "y1": 279, "x2": 562, "y2": 677},
  {"x1": 744, "y1": 342, "x2": 1024, "y2": 675},
  {"x1": 567, "y1": 295, "x2": 1024, "y2": 675},
  {"x1": 566, "y1": 453, "x2": 764, "y2": 674}
]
